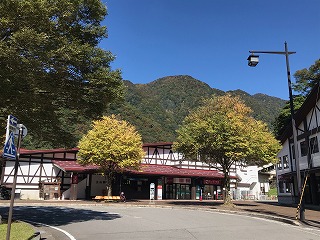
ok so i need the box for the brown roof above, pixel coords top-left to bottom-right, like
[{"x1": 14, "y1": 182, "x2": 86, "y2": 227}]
[
  {"x1": 20, "y1": 148, "x2": 79, "y2": 155},
  {"x1": 52, "y1": 160, "x2": 99, "y2": 172},
  {"x1": 127, "y1": 164, "x2": 233, "y2": 179}
]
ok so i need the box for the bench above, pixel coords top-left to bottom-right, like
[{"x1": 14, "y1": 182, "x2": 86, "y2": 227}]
[{"x1": 93, "y1": 196, "x2": 121, "y2": 202}]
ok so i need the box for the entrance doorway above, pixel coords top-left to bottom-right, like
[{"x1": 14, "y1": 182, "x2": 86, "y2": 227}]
[
  {"x1": 176, "y1": 184, "x2": 191, "y2": 199},
  {"x1": 203, "y1": 185, "x2": 217, "y2": 200},
  {"x1": 165, "y1": 184, "x2": 191, "y2": 199}
]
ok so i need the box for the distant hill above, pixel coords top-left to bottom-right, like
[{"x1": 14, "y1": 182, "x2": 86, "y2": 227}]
[{"x1": 109, "y1": 75, "x2": 286, "y2": 143}]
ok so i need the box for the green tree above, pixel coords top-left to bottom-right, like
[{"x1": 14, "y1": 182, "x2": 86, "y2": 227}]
[
  {"x1": 273, "y1": 59, "x2": 320, "y2": 138},
  {"x1": 272, "y1": 95, "x2": 305, "y2": 138},
  {"x1": 77, "y1": 115, "x2": 145, "y2": 196},
  {"x1": 293, "y1": 59, "x2": 320, "y2": 96},
  {"x1": 0, "y1": 0, "x2": 124, "y2": 148},
  {"x1": 174, "y1": 95, "x2": 280, "y2": 204}
]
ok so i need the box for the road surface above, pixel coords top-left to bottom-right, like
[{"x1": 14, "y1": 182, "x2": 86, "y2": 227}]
[{"x1": 0, "y1": 204, "x2": 319, "y2": 239}]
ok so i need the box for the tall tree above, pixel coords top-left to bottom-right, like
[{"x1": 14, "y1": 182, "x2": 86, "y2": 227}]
[
  {"x1": 77, "y1": 115, "x2": 145, "y2": 196},
  {"x1": 0, "y1": 0, "x2": 124, "y2": 148},
  {"x1": 273, "y1": 59, "x2": 320, "y2": 138},
  {"x1": 293, "y1": 59, "x2": 320, "y2": 96},
  {"x1": 273, "y1": 95, "x2": 305, "y2": 138},
  {"x1": 174, "y1": 95, "x2": 280, "y2": 204}
]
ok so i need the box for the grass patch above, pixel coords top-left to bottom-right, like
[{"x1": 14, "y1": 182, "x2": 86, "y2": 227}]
[
  {"x1": 268, "y1": 188, "x2": 277, "y2": 197},
  {"x1": 0, "y1": 221, "x2": 35, "y2": 240}
]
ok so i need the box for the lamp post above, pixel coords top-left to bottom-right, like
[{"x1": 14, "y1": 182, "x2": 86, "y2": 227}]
[{"x1": 247, "y1": 42, "x2": 304, "y2": 221}]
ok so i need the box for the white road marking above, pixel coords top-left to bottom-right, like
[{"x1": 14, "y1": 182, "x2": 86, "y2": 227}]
[{"x1": 25, "y1": 220, "x2": 77, "y2": 240}]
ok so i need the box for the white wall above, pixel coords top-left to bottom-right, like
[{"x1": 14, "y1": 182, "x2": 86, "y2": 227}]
[
  {"x1": 90, "y1": 174, "x2": 108, "y2": 196},
  {"x1": 3, "y1": 159, "x2": 57, "y2": 188},
  {"x1": 20, "y1": 190, "x2": 39, "y2": 200}
]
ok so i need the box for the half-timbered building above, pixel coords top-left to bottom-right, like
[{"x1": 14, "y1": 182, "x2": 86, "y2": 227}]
[
  {"x1": 277, "y1": 83, "x2": 320, "y2": 205},
  {"x1": 1, "y1": 142, "x2": 272, "y2": 201}
]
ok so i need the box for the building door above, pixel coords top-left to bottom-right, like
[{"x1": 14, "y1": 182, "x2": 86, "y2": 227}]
[
  {"x1": 175, "y1": 184, "x2": 191, "y2": 199},
  {"x1": 165, "y1": 184, "x2": 174, "y2": 199},
  {"x1": 203, "y1": 185, "x2": 216, "y2": 200}
]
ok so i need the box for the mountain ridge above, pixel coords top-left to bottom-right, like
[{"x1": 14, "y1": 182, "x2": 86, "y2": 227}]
[{"x1": 110, "y1": 75, "x2": 285, "y2": 143}]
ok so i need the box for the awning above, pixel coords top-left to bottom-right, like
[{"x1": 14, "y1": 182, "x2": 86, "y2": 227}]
[
  {"x1": 127, "y1": 164, "x2": 233, "y2": 179},
  {"x1": 52, "y1": 160, "x2": 99, "y2": 172}
]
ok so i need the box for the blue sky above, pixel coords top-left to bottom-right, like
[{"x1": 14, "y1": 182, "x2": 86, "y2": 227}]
[{"x1": 101, "y1": 0, "x2": 320, "y2": 100}]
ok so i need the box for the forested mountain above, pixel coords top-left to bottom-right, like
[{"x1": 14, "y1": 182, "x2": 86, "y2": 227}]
[{"x1": 109, "y1": 75, "x2": 286, "y2": 143}]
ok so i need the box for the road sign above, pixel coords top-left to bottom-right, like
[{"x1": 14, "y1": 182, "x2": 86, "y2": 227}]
[
  {"x1": 8, "y1": 115, "x2": 18, "y2": 128},
  {"x1": 3, "y1": 132, "x2": 16, "y2": 160},
  {"x1": 5, "y1": 115, "x2": 18, "y2": 143},
  {"x1": 14, "y1": 124, "x2": 28, "y2": 138}
]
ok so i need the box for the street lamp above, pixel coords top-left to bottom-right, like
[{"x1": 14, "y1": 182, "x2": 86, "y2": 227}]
[
  {"x1": 247, "y1": 55, "x2": 259, "y2": 67},
  {"x1": 247, "y1": 42, "x2": 304, "y2": 221}
]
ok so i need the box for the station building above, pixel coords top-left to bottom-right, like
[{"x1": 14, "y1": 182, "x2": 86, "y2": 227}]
[{"x1": 1, "y1": 142, "x2": 273, "y2": 201}]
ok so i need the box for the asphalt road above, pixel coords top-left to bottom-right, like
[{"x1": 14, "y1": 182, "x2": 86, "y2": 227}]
[{"x1": 1, "y1": 204, "x2": 320, "y2": 240}]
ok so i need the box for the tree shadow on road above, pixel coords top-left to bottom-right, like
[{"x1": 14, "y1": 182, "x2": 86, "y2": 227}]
[{"x1": 0, "y1": 205, "x2": 121, "y2": 226}]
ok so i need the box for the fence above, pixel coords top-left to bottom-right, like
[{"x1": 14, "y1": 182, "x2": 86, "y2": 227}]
[{"x1": 231, "y1": 189, "x2": 277, "y2": 200}]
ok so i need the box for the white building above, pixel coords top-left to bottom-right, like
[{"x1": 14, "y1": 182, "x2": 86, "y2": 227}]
[{"x1": 277, "y1": 83, "x2": 320, "y2": 205}]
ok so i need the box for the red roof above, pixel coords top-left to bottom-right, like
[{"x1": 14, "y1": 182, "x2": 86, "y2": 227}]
[
  {"x1": 52, "y1": 160, "x2": 232, "y2": 179},
  {"x1": 52, "y1": 160, "x2": 99, "y2": 172},
  {"x1": 128, "y1": 164, "x2": 228, "y2": 179},
  {"x1": 20, "y1": 148, "x2": 79, "y2": 155}
]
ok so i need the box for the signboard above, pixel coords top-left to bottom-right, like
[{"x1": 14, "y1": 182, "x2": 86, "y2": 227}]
[
  {"x1": 173, "y1": 178, "x2": 191, "y2": 184},
  {"x1": 14, "y1": 124, "x2": 28, "y2": 139},
  {"x1": 150, "y1": 183, "x2": 155, "y2": 200},
  {"x1": 5, "y1": 115, "x2": 18, "y2": 143},
  {"x1": 72, "y1": 174, "x2": 78, "y2": 184},
  {"x1": 8, "y1": 115, "x2": 18, "y2": 128},
  {"x1": 203, "y1": 179, "x2": 222, "y2": 185},
  {"x1": 157, "y1": 185, "x2": 162, "y2": 200},
  {"x1": 3, "y1": 132, "x2": 17, "y2": 160},
  {"x1": 3, "y1": 116, "x2": 27, "y2": 160},
  {"x1": 165, "y1": 177, "x2": 173, "y2": 184},
  {"x1": 157, "y1": 179, "x2": 162, "y2": 200}
]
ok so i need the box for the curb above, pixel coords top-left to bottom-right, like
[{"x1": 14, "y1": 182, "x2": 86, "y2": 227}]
[
  {"x1": 23, "y1": 221, "x2": 41, "y2": 240},
  {"x1": 31, "y1": 231, "x2": 41, "y2": 240}
]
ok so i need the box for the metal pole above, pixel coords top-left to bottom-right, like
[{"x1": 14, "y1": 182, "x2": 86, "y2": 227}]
[
  {"x1": 6, "y1": 127, "x2": 22, "y2": 240},
  {"x1": 284, "y1": 41, "x2": 305, "y2": 221}
]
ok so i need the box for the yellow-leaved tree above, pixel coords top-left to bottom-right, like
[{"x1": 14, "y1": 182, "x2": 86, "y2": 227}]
[
  {"x1": 78, "y1": 115, "x2": 145, "y2": 196},
  {"x1": 174, "y1": 95, "x2": 281, "y2": 205}
]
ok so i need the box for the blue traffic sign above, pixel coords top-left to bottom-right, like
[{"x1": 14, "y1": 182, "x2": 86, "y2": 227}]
[
  {"x1": 8, "y1": 115, "x2": 18, "y2": 128},
  {"x1": 3, "y1": 132, "x2": 16, "y2": 160}
]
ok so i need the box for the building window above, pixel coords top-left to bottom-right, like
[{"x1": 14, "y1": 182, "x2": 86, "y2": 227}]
[
  {"x1": 283, "y1": 155, "x2": 289, "y2": 169},
  {"x1": 277, "y1": 158, "x2": 282, "y2": 170},
  {"x1": 309, "y1": 136, "x2": 319, "y2": 154},
  {"x1": 300, "y1": 141, "x2": 308, "y2": 157},
  {"x1": 279, "y1": 181, "x2": 284, "y2": 193},
  {"x1": 285, "y1": 182, "x2": 292, "y2": 193},
  {"x1": 278, "y1": 180, "x2": 291, "y2": 194}
]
